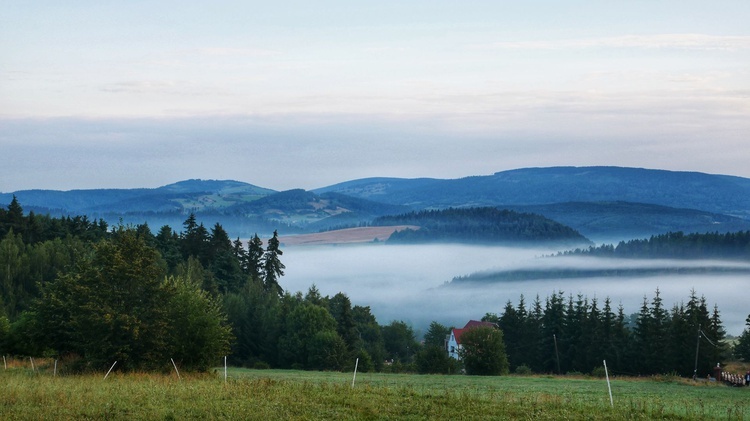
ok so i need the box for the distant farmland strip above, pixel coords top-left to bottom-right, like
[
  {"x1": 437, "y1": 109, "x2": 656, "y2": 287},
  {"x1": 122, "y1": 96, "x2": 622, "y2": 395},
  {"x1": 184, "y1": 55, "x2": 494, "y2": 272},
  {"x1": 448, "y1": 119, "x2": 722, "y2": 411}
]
[{"x1": 279, "y1": 226, "x2": 419, "y2": 246}]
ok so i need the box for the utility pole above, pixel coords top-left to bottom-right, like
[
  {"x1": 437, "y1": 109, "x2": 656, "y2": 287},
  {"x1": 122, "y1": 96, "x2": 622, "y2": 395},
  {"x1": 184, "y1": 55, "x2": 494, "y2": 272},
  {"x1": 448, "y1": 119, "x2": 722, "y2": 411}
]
[{"x1": 693, "y1": 324, "x2": 701, "y2": 381}]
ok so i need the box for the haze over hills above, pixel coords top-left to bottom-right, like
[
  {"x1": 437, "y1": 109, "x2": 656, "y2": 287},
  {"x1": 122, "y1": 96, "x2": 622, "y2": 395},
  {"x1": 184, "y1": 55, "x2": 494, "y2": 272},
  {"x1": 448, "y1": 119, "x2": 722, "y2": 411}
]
[{"x1": 3, "y1": 166, "x2": 750, "y2": 241}]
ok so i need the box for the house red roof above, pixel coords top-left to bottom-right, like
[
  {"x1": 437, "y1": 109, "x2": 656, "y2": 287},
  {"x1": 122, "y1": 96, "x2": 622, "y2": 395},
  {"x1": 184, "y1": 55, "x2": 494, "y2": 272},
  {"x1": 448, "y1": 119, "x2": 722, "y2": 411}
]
[{"x1": 452, "y1": 320, "x2": 497, "y2": 344}]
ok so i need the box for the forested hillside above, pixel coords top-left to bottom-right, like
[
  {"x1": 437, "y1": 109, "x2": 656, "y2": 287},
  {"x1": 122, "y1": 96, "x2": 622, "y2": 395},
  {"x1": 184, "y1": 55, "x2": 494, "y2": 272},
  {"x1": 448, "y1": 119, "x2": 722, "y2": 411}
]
[
  {"x1": 503, "y1": 202, "x2": 750, "y2": 242},
  {"x1": 450, "y1": 230, "x2": 750, "y2": 284},
  {"x1": 564, "y1": 231, "x2": 750, "y2": 260},
  {"x1": 373, "y1": 207, "x2": 590, "y2": 245}
]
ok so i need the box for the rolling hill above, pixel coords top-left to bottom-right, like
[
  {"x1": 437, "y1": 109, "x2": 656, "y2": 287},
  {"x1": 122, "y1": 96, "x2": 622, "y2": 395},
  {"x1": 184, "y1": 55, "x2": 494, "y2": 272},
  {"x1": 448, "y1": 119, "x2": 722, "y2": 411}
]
[
  {"x1": 315, "y1": 166, "x2": 750, "y2": 218},
  {"x1": 503, "y1": 201, "x2": 750, "y2": 242},
  {"x1": 3, "y1": 166, "x2": 750, "y2": 241}
]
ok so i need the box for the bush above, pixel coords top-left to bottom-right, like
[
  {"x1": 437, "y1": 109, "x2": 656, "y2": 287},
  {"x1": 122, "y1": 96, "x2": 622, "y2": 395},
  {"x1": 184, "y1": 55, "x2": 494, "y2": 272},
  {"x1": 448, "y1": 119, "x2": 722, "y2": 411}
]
[
  {"x1": 348, "y1": 349, "x2": 374, "y2": 373},
  {"x1": 514, "y1": 365, "x2": 533, "y2": 375},
  {"x1": 591, "y1": 366, "x2": 607, "y2": 378},
  {"x1": 415, "y1": 345, "x2": 457, "y2": 374},
  {"x1": 253, "y1": 361, "x2": 271, "y2": 370}
]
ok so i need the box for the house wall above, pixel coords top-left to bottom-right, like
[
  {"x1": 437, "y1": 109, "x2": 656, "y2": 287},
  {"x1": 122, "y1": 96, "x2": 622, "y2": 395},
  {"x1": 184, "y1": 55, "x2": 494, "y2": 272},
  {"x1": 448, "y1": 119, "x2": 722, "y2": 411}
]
[{"x1": 447, "y1": 331, "x2": 461, "y2": 360}]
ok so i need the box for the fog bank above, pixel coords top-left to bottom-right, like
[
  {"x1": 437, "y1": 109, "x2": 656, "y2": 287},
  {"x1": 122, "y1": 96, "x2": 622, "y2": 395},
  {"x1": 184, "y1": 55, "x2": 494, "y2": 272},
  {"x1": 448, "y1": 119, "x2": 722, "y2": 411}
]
[{"x1": 279, "y1": 244, "x2": 749, "y2": 336}]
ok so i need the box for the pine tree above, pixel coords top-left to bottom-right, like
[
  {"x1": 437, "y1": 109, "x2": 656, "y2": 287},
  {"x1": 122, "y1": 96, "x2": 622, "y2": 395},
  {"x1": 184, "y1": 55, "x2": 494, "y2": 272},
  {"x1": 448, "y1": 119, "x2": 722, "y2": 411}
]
[
  {"x1": 328, "y1": 292, "x2": 358, "y2": 353},
  {"x1": 262, "y1": 230, "x2": 285, "y2": 297},
  {"x1": 209, "y1": 223, "x2": 242, "y2": 294},
  {"x1": 498, "y1": 300, "x2": 524, "y2": 371},
  {"x1": 649, "y1": 288, "x2": 670, "y2": 374},
  {"x1": 232, "y1": 237, "x2": 248, "y2": 273},
  {"x1": 633, "y1": 295, "x2": 652, "y2": 374},
  {"x1": 155, "y1": 225, "x2": 182, "y2": 271},
  {"x1": 541, "y1": 291, "x2": 566, "y2": 373},
  {"x1": 526, "y1": 295, "x2": 544, "y2": 372},
  {"x1": 181, "y1": 213, "x2": 210, "y2": 264},
  {"x1": 735, "y1": 315, "x2": 750, "y2": 361},
  {"x1": 247, "y1": 234, "x2": 264, "y2": 283},
  {"x1": 705, "y1": 304, "x2": 728, "y2": 369},
  {"x1": 423, "y1": 321, "x2": 450, "y2": 349},
  {"x1": 5, "y1": 196, "x2": 25, "y2": 237}
]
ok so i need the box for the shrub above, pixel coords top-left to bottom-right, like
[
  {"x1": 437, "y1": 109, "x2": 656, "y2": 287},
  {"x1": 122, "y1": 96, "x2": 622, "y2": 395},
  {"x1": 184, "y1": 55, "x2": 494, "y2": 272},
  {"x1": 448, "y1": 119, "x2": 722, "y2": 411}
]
[
  {"x1": 591, "y1": 366, "x2": 607, "y2": 378},
  {"x1": 515, "y1": 365, "x2": 533, "y2": 375}
]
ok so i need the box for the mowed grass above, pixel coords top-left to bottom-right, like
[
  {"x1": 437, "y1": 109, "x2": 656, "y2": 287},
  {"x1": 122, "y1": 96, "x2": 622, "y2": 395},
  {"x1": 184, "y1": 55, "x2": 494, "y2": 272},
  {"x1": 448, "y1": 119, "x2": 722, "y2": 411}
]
[{"x1": 1, "y1": 363, "x2": 748, "y2": 420}]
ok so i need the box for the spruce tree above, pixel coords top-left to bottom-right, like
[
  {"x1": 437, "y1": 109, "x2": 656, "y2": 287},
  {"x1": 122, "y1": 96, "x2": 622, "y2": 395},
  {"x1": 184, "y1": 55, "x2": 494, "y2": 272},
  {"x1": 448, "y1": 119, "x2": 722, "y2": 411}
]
[
  {"x1": 498, "y1": 300, "x2": 523, "y2": 371},
  {"x1": 735, "y1": 315, "x2": 750, "y2": 361},
  {"x1": 262, "y1": 230, "x2": 285, "y2": 297},
  {"x1": 247, "y1": 234, "x2": 264, "y2": 283}
]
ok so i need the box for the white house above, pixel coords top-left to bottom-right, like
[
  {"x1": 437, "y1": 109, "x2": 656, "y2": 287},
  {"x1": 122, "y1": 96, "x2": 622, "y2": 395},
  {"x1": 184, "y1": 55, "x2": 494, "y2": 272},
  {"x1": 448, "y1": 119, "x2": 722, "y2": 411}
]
[{"x1": 446, "y1": 320, "x2": 498, "y2": 360}]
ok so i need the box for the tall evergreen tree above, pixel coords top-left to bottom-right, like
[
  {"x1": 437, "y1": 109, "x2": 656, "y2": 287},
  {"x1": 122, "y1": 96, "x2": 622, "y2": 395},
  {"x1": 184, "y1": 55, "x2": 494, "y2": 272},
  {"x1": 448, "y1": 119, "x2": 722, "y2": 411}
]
[
  {"x1": 352, "y1": 305, "x2": 385, "y2": 371},
  {"x1": 381, "y1": 320, "x2": 419, "y2": 364},
  {"x1": 155, "y1": 225, "x2": 182, "y2": 271},
  {"x1": 498, "y1": 300, "x2": 524, "y2": 371},
  {"x1": 526, "y1": 295, "x2": 544, "y2": 372},
  {"x1": 649, "y1": 288, "x2": 670, "y2": 373},
  {"x1": 2, "y1": 196, "x2": 25, "y2": 238},
  {"x1": 423, "y1": 321, "x2": 450, "y2": 349},
  {"x1": 181, "y1": 213, "x2": 210, "y2": 264},
  {"x1": 541, "y1": 291, "x2": 566, "y2": 373},
  {"x1": 328, "y1": 292, "x2": 358, "y2": 352},
  {"x1": 232, "y1": 237, "x2": 248, "y2": 273},
  {"x1": 262, "y1": 230, "x2": 285, "y2": 297},
  {"x1": 705, "y1": 304, "x2": 728, "y2": 370},
  {"x1": 633, "y1": 295, "x2": 652, "y2": 374},
  {"x1": 247, "y1": 234, "x2": 264, "y2": 283},
  {"x1": 735, "y1": 315, "x2": 750, "y2": 362}
]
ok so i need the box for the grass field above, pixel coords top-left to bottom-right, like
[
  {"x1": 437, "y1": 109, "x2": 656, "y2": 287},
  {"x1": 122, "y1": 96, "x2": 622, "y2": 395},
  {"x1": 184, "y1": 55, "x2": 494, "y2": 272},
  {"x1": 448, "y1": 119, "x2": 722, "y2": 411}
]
[{"x1": 1, "y1": 361, "x2": 748, "y2": 420}]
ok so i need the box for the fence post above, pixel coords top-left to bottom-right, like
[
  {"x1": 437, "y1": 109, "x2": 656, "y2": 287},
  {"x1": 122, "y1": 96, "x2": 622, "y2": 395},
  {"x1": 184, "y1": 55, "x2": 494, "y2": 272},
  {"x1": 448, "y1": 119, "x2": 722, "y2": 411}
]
[
  {"x1": 171, "y1": 358, "x2": 181, "y2": 380},
  {"x1": 604, "y1": 360, "x2": 614, "y2": 408},
  {"x1": 104, "y1": 361, "x2": 117, "y2": 380},
  {"x1": 351, "y1": 358, "x2": 359, "y2": 388}
]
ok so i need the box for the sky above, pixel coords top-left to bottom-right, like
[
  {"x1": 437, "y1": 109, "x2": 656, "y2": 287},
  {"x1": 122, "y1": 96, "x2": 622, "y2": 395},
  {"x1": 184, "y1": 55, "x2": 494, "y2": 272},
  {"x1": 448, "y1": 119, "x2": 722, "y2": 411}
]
[{"x1": 2, "y1": 1, "x2": 750, "y2": 192}]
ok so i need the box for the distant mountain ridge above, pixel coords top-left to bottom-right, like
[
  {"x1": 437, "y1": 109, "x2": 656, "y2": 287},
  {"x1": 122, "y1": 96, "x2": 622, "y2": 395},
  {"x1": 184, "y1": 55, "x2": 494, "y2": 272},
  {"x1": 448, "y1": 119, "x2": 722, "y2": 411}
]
[
  {"x1": 315, "y1": 167, "x2": 750, "y2": 217},
  {"x1": 1, "y1": 179, "x2": 276, "y2": 214},
  {"x1": 3, "y1": 166, "x2": 750, "y2": 240}
]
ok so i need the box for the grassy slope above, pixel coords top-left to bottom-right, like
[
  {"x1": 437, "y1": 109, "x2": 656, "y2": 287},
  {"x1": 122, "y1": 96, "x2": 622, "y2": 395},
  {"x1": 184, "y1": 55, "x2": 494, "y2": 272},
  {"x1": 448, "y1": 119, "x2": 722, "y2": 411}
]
[{"x1": 1, "y1": 365, "x2": 748, "y2": 420}]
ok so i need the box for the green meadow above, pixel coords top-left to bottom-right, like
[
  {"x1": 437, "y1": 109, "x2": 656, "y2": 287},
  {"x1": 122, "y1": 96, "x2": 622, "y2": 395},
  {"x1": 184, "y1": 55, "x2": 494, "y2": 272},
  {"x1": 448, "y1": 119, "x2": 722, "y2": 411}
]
[{"x1": 1, "y1": 363, "x2": 748, "y2": 420}]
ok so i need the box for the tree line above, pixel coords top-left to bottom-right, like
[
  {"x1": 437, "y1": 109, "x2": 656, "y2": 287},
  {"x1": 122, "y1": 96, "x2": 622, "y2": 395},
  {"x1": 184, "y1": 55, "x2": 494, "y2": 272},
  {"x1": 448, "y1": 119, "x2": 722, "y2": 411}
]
[
  {"x1": 484, "y1": 289, "x2": 729, "y2": 377},
  {"x1": 561, "y1": 230, "x2": 750, "y2": 260}
]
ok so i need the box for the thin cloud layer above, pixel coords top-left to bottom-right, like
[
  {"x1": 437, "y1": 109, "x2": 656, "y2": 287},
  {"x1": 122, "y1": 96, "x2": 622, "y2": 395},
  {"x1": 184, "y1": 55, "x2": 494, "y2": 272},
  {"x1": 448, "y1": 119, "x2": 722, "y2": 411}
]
[
  {"x1": 478, "y1": 34, "x2": 750, "y2": 51},
  {"x1": 1, "y1": 1, "x2": 749, "y2": 191}
]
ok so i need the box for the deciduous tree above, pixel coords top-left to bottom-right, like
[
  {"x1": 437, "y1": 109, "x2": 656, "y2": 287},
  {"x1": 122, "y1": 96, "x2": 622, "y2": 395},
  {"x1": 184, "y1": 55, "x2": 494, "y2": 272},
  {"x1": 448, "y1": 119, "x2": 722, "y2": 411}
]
[{"x1": 458, "y1": 325, "x2": 509, "y2": 376}]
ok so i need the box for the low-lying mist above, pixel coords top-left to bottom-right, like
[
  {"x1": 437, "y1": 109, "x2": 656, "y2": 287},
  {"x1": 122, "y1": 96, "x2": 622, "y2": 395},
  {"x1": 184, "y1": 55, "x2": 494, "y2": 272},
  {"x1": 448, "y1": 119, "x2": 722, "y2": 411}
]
[{"x1": 279, "y1": 244, "x2": 749, "y2": 336}]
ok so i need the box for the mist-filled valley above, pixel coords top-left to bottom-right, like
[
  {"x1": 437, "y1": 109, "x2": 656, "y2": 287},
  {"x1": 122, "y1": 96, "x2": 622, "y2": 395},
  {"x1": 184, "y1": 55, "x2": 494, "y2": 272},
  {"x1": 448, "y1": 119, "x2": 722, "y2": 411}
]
[{"x1": 279, "y1": 243, "x2": 750, "y2": 336}]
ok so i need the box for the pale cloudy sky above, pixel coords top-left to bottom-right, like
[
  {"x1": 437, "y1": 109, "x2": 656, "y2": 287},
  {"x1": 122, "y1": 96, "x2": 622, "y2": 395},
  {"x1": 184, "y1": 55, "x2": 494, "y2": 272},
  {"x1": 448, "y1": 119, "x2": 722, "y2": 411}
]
[{"x1": 2, "y1": 1, "x2": 749, "y2": 192}]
